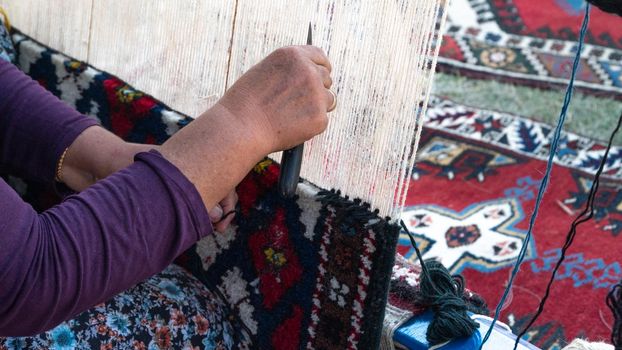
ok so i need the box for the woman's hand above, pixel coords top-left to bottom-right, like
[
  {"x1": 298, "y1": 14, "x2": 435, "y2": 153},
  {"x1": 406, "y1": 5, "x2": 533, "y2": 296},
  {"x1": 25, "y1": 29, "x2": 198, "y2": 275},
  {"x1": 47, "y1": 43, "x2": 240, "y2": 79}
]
[
  {"x1": 219, "y1": 45, "x2": 334, "y2": 153},
  {"x1": 161, "y1": 45, "x2": 333, "y2": 211}
]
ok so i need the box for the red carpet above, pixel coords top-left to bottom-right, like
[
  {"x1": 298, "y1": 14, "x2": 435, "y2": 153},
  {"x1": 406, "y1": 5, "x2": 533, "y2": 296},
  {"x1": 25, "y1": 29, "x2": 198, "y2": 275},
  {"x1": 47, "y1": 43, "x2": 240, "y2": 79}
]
[
  {"x1": 399, "y1": 96, "x2": 622, "y2": 348},
  {"x1": 422, "y1": 1, "x2": 622, "y2": 346},
  {"x1": 438, "y1": 0, "x2": 622, "y2": 99}
]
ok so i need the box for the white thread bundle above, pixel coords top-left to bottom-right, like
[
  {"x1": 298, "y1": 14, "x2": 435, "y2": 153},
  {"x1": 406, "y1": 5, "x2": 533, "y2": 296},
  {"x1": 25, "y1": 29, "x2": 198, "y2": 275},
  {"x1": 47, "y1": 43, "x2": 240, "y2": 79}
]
[
  {"x1": 228, "y1": 1, "x2": 448, "y2": 218},
  {"x1": 2, "y1": 0, "x2": 448, "y2": 218}
]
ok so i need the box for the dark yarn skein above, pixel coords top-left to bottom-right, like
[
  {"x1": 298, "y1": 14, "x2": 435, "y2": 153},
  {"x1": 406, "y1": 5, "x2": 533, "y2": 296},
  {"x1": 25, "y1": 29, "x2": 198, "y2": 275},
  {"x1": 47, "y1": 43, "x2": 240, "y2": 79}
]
[
  {"x1": 400, "y1": 221, "x2": 479, "y2": 346},
  {"x1": 587, "y1": 0, "x2": 622, "y2": 16},
  {"x1": 607, "y1": 283, "x2": 622, "y2": 349}
]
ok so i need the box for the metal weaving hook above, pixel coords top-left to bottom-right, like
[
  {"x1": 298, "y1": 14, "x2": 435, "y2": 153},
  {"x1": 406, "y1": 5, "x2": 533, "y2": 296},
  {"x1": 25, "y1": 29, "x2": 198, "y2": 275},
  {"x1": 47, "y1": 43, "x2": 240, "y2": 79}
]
[{"x1": 278, "y1": 22, "x2": 312, "y2": 198}]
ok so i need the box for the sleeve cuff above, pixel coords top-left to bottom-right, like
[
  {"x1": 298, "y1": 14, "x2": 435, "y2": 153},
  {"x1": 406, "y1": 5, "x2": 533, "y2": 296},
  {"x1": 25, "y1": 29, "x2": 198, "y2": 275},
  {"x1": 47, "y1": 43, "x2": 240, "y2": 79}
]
[{"x1": 134, "y1": 150, "x2": 214, "y2": 239}]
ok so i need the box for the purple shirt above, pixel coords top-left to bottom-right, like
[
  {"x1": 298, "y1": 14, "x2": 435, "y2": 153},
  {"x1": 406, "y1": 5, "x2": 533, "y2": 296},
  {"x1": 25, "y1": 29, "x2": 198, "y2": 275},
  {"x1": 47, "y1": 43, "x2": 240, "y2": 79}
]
[{"x1": 0, "y1": 59, "x2": 213, "y2": 336}]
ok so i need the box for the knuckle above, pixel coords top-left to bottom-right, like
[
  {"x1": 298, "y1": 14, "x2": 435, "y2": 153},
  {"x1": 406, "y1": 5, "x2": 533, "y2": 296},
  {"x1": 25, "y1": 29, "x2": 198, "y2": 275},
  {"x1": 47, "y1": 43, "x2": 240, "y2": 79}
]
[
  {"x1": 284, "y1": 46, "x2": 303, "y2": 59},
  {"x1": 311, "y1": 45, "x2": 327, "y2": 57},
  {"x1": 297, "y1": 65, "x2": 317, "y2": 86},
  {"x1": 272, "y1": 46, "x2": 297, "y2": 62}
]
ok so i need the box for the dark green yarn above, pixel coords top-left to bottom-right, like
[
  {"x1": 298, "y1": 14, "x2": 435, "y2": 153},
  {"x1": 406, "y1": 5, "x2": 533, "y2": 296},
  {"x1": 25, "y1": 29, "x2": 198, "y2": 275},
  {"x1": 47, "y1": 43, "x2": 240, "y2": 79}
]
[
  {"x1": 400, "y1": 221, "x2": 479, "y2": 345},
  {"x1": 419, "y1": 260, "x2": 480, "y2": 345}
]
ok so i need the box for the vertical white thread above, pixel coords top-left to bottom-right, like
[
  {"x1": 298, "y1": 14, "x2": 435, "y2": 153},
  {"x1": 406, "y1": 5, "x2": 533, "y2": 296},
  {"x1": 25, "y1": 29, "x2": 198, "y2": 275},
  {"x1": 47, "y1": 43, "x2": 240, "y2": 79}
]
[
  {"x1": 12, "y1": 0, "x2": 448, "y2": 219},
  {"x1": 87, "y1": 0, "x2": 236, "y2": 118},
  {"x1": 0, "y1": 0, "x2": 93, "y2": 61},
  {"x1": 228, "y1": 0, "x2": 448, "y2": 218}
]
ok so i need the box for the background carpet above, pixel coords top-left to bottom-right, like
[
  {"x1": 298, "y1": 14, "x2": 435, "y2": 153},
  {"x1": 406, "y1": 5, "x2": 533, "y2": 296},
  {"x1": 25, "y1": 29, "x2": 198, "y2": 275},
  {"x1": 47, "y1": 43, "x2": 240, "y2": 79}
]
[
  {"x1": 398, "y1": 1, "x2": 622, "y2": 347},
  {"x1": 401, "y1": 96, "x2": 622, "y2": 348},
  {"x1": 435, "y1": 0, "x2": 622, "y2": 144}
]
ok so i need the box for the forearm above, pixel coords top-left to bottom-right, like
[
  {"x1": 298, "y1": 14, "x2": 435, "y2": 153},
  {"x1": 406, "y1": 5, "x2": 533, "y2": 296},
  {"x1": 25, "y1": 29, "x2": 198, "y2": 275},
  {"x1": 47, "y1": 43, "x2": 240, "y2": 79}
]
[
  {"x1": 160, "y1": 103, "x2": 268, "y2": 211},
  {"x1": 60, "y1": 126, "x2": 159, "y2": 191},
  {"x1": 0, "y1": 60, "x2": 98, "y2": 183},
  {"x1": 61, "y1": 103, "x2": 265, "y2": 213},
  {"x1": 0, "y1": 151, "x2": 212, "y2": 336}
]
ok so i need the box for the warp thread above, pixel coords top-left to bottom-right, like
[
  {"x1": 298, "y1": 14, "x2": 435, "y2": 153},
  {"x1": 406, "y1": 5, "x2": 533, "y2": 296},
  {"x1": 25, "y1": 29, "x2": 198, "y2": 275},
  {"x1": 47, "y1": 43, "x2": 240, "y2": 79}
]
[
  {"x1": 399, "y1": 220, "x2": 479, "y2": 346},
  {"x1": 513, "y1": 108, "x2": 622, "y2": 349},
  {"x1": 607, "y1": 282, "x2": 622, "y2": 349},
  {"x1": 587, "y1": 0, "x2": 622, "y2": 16},
  {"x1": 480, "y1": 5, "x2": 591, "y2": 349}
]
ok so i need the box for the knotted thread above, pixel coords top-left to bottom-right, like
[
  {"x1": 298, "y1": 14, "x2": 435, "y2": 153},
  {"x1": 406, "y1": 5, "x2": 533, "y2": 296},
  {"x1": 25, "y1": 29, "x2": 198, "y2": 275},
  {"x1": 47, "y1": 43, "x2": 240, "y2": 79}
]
[
  {"x1": 400, "y1": 221, "x2": 479, "y2": 346},
  {"x1": 607, "y1": 283, "x2": 622, "y2": 350}
]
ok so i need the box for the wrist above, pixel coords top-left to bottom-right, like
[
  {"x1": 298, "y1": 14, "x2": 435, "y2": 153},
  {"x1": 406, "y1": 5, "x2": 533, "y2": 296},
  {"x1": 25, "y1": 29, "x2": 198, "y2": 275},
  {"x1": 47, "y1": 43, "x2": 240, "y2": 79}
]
[
  {"x1": 217, "y1": 88, "x2": 276, "y2": 155},
  {"x1": 93, "y1": 143, "x2": 160, "y2": 180},
  {"x1": 61, "y1": 126, "x2": 157, "y2": 191},
  {"x1": 211, "y1": 101, "x2": 274, "y2": 157},
  {"x1": 159, "y1": 103, "x2": 270, "y2": 210}
]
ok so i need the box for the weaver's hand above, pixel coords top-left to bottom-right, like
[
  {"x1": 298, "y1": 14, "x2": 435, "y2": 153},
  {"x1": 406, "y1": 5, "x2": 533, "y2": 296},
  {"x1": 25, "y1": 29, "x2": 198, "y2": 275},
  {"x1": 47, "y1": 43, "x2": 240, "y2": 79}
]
[
  {"x1": 161, "y1": 46, "x2": 334, "y2": 213},
  {"x1": 218, "y1": 45, "x2": 334, "y2": 153},
  {"x1": 209, "y1": 190, "x2": 238, "y2": 233}
]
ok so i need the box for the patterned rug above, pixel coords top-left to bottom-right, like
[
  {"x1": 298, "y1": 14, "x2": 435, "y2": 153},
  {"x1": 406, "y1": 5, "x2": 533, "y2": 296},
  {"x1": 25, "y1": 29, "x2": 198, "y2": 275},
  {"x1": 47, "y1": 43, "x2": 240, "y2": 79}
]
[
  {"x1": 439, "y1": 0, "x2": 622, "y2": 99},
  {"x1": 400, "y1": 96, "x2": 622, "y2": 349},
  {"x1": 11, "y1": 32, "x2": 412, "y2": 349}
]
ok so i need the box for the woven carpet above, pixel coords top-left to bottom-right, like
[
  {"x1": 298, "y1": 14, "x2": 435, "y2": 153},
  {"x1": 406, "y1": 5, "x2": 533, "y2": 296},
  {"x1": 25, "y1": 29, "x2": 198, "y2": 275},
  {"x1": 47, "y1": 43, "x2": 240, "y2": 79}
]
[{"x1": 399, "y1": 95, "x2": 622, "y2": 348}]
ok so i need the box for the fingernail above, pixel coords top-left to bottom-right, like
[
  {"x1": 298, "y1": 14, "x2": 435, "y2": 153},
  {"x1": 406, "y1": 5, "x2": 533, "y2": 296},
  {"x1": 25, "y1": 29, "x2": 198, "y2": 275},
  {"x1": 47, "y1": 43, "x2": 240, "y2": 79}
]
[{"x1": 209, "y1": 205, "x2": 223, "y2": 222}]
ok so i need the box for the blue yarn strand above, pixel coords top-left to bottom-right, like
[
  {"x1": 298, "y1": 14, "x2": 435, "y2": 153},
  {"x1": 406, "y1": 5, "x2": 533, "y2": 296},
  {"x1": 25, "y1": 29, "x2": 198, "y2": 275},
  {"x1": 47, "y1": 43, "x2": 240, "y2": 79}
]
[{"x1": 478, "y1": 4, "x2": 591, "y2": 349}]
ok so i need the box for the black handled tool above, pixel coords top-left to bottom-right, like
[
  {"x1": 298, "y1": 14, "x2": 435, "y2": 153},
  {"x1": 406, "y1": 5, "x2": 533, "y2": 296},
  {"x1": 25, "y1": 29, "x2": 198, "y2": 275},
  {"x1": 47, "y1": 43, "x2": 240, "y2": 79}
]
[{"x1": 279, "y1": 23, "x2": 312, "y2": 198}]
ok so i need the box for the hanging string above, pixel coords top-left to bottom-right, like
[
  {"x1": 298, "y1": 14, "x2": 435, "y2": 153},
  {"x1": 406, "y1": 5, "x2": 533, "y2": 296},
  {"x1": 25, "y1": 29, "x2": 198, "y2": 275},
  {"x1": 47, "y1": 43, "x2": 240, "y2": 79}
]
[
  {"x1": 479, "y1": 4, "x2": 591, "y2": 348},
  {"x1": 513, "y1": 109, "x2": 622, "y2": 349},
  {"x1": 399, "y1": 220, "x2": 479, "y2": 346}
]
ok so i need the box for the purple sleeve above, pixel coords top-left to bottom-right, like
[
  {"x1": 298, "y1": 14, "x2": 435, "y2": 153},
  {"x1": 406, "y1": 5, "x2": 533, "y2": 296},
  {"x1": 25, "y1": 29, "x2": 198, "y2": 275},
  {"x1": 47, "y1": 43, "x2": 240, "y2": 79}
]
[
  {"x1": 0, "y1": 150, "x2": 214, "y2": 336},
  {"x1": 0, "y1": 59, "x2": 99, "y2": 183}
]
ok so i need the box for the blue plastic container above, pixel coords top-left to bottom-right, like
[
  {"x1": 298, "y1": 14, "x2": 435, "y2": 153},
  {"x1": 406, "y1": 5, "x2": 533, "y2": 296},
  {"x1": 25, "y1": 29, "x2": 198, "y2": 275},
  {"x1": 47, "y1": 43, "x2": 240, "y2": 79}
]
[{"x1": 393, "y1": 311, "x2": 541, "y2": 350}]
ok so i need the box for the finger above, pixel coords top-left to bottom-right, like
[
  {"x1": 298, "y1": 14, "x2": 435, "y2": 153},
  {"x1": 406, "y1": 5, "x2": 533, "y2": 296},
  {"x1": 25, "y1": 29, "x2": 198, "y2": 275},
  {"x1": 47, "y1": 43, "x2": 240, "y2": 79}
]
[
  {"x1": 215, "y1": 211, "x2": 236, "y2": 233},
  {"x1": 209, "y1": 204, "x2": 223, "y2": 223},
  {"x1": 316, "y1": 65, "x2": 332, "y2": 88},
  {"x1": 220, "y1": 190, "x2": 238, "y2": 215},
  {"x1": 302, "y1": 45, "x2": 332, "y2": 72},
  {"x1": 215, "y1": 191, "x2": 238, "y2": 232},
  {"x1": 325, "y1": 89, "x2": 337, "y2": 112}
]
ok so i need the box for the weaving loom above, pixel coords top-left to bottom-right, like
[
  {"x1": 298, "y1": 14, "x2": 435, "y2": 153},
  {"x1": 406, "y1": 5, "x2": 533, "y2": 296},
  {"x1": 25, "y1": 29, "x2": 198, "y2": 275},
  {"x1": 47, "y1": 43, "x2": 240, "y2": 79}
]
[{"x1": 1, "y1": 0, "x2": 622, "y2": 349}]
